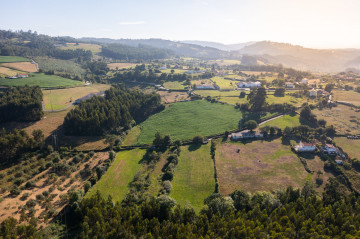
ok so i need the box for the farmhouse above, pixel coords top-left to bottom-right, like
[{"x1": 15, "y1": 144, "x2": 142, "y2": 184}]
[
  {"x1": 195, "y1": 84, "x2": 216, "y2": 90},
  {"x1": 285, "y1": 82, "x2": 295, "y2": 88},
  {"x1": 301, "y1": 78, "x2": 309, "y2": 84},
  {"x1": 309, "y1": 89, "x2": 317, "y2": 97},
  {"x1": 294, "y1": 142, "x2": 316, "y2": 152},
  {"x1": 321, "y1": 144, "x2": 338, "y2": 155},
  {"x1": 237, "y1": 81, "x2": 261, "y2": 88},
  {"x1": 231, "y1": 130, "x2": 264, "y2": 140},
  {"x1": 17, "y1": 74, "x2": 29, "y2": 78}
]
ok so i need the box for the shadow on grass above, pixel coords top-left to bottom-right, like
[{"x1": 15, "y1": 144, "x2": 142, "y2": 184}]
[
  {"x1": 188, "y1": 144, "x2": 201, "y2": 151},
  {"x1": 238, "y1": 111, "x2": 270, "y2": 128}
]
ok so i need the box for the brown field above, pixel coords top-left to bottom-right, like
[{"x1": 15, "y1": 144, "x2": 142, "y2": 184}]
[
  {"x1": 313, "y1": 104, "x2": 360, "y2": 135},
  {"x1": 215, "y1": 139, "x2": 308, "y2": 194},
  {"x1": 333, "y1": 90, "x2": 360, "y2": 107},
  {"x1": 305, "y1": 156, "x2": 334, "y2": 191},
  {"x1": 1, "y1": 62, "x2": 38, "y2": 73},
  {"x1": 334, "y1": 137, "x2": 360, "y2": 158},
  {"x1": 0, "y1": 66, "x2": 21, "y2": 76},
  {"x1": 0, "y1": 152, "x2": 108, "y2": 224},
  {"x1": 157, "y1": 91, "x2": 190, "y2": 103},
  {"x1": 107, "y1": 63, "x2": 139, "y2": 70}
]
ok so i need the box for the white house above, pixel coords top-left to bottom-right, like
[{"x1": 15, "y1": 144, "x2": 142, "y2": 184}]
[
  {"x1": 309, "y1": 89, "x2": 317, "y2": 97},
  {"x1": 237, "y1": 81, "x2": 261, "y2": 88},
  {"x1": 301, "y1": 78, "x2": 309, "y2": 84},
  {"x1": 285, "y1": 82, "x2": 294, "y2": 88},
  {"x1": 195, "y1": 84, "x2": 215, "y2": 90},
  {"x1": 231, "y1": 131, "x2": 264, "y2": 140},
  {"x1": 294, "y1": 142, "x2": 316, "y2": 152},
  {"x1": 322, "y1": 144, "x2": 338, "y2": 155},
  {"x1": 159, "y1": 66, "x2": 167, "y2": 70}
]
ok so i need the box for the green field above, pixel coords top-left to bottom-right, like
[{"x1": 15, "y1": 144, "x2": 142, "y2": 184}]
[
  {"x1": 59, "y1": 43, "x2": 102, "y2": 54},
  {"x1": 43, "y1": 84, "x2": 110, "y2": 110},
  {"x1": 137, "y1": 100, "x2": 243, "y2": 144},
  {"x1": 334, "y1": 137, "x2": 360, "y2": 158},
  {"x1": 170, "y1": 144, "x2": 215, "y2": 212},
  {"x1": 163, "y1": 81, "x2": 187, "y2": 90},
  {"x1": 87, "y1": 149, "x2": 146, "y2": 202},
  {"x1": 0, "y1": 56, "x2": 30, "y2": 63},
  {"x1": 194, "y1": 90, "x2": 240, "y2": 97},
  {"x1": 0, "y1": 73, "x2": 83, "y2": 88},
  {"x1": 34, "y1": 57, "x2": 86, "y2": 76},
  {"x1": 261, "y1": 114, "x2": 301, "y2": 129},
  {"x1": 211, "y1": 77, "x2": 237, "y2": 90}
]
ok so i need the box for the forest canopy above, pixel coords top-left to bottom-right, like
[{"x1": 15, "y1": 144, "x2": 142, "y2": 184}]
[{"x1": 64, "y1": 86, "x2": 164, "y2": 136}]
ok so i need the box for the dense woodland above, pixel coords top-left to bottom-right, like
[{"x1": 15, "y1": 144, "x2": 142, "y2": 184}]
[
  {"x1": 0, "y1": 30, "x2": 92, "y2": 61},
  {"x1": 0, "y1": 86, "x2": 43, "y2": 123},
  {"x1": 101, "y1": 43, "x2": 173, "y2": 61},
  {"x1": 64, "y1": 86, "x2": 164, "y2": 135}
]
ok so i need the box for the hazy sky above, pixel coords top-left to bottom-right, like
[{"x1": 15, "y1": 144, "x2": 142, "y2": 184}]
[{"x1": 1, "y1": 0, "x2": 360, "y2": 48}]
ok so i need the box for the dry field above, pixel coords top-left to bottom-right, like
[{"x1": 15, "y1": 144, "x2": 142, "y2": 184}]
[
  {"x1": 0, "y1": 152, "x2": 108, "y2": 224},
  {"x1": 215, "y1": 139, "x2": 308, "y2": 194},
  {"x1": 0, "y1": 66, "x2": 21, "y2": 76},
  {"x1": 333, "y1": 90, "x2": 360, "y2": 107},
  {"x1": 306, "y1": 156, "x2": 334, "y2": 191},
  {"x1": 107, "y1": 63, "x2": 139, "y2": 70},
  {"x1": 157, "y1": 91, "x2": 190, "y2": 103},
  {"x1": 334, "y1": 137, "x2": 360, "y2": 158},
  {"x1": 313, "y1": 104, "x2": 360, "y2": 135},
  {"x1": 1, "y1": 62, "x2": 38, "y2": 72}
]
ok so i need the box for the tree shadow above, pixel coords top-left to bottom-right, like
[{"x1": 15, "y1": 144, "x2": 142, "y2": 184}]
[{"x1": 188, "y1": 144, "x2": 201, "y2": 151}]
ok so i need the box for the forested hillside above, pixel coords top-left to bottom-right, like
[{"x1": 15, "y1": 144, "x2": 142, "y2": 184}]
[
  {"x1": 64, "y1": 86, "x2": 164, "y2": 135},
  {"x1": 0, "y1": 86, "x2": 43, "y2": 123},
  {"x1": 101, "y1": 43, "x2": 173, "y2": 61}
]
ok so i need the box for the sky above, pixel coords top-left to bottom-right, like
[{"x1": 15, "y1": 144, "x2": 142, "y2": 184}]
[{"x1": 1, "y1": 0, "x2": 360, "y2": 49}]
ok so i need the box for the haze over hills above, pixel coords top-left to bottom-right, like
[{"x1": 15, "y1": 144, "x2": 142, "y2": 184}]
[{"x1": 80, "y1": 36, "x2": 360, "y2": 72}]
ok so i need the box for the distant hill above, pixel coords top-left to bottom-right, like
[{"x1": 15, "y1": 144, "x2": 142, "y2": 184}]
[
  {"x1": 80, "y1": 38, "x2": 226, "y2": 59},
  {"x1": 237, "y1": 41, "x2": 360, "y2": 72},
  {"x1": 182, "y1": 40, "x2": 256, "y2": 51}
]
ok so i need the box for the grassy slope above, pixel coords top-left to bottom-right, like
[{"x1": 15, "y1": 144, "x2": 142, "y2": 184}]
[
  {"x1": 334, "y1": 137, "x2": 360, "y2": 158},
  {"x1": 0, "y1": 73, "x2": 82, "y2": 88},
  {"x1": 333, "y1": 90, "x2": 360, "y2": 107},
  {"x1": 87, "y1": 149, "x2": 146, "y2": 202},
  {"x1": 211, "y1": 77, "x2": 236, "y2": 90},
  {"x1": 123, "y1": 126, "x2": 142, "y2": 146},
  {"x1": 0, "y1": 56, "x2": 30, "y2": 63},
  {"x1": 59, "y1": 43, "x2": 102, "y2": 54},
  {"x1": 163, "y1": 81, "x2": 186, "y2": 90},
  {"x1": 137, "y1": 100, "x2": 243, "y2": 144},
  {"x1": 42, "y1": 84, "x2": 110, "y2": 110},
  {"x1": 34, "y1": 57, "x2": 85, "y2": 76},
  {"x1": 170, "y1": 144, "x2": 215, "y2": 212},
  {"x1": 261, "y1": 114, "x2": 301, "y2": 129}
]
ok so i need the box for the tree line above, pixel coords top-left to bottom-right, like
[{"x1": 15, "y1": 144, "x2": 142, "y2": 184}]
[
  {"x1": 64, "y1": 86, "x2": 164, "y2": 136},
  {"x1": 0, "y1": 86, "x2": 43, "y2": 123},
  {"x1": 101, "y1": 43, "x2": 174, "y2": 61}
]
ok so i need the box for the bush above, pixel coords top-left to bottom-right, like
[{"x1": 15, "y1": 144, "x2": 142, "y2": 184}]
[
  {"x1": 26, "y1": 199, "x2": 37, "y2": 208},
  {"x1": 36, "y1": 194, "x2": 45, "y2": 201},
  {"x1": 162, "y1": 172, "x2": 173, "y2": 181},
  {"x1": 192, "y1": 135, "x2": 204, "y2": 145},
  {"x1": 14, "y1": 178, "x2": 25, "y2": 186},
  {"x1": 10, "y1": 188, "x2": 21, "y2": 196},
  {"x1": 162, "y1": 180, "x2": 172, "y2": 193},
  {"x1": 84, "y1": 181, "x2": 91, "y2": 193},
  {"x1": 25, "y1": 181, "x2": 36, "y2": 189}
]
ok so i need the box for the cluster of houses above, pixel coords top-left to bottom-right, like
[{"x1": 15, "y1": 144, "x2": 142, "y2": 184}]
[
  {"x1": 9, "y1": 74, "x2": 29, "y2": 79},
  {"x1": 309, "y1": 89, "x2": 330, "y2": 97},
  {"x1": 294, "y1": 141, "x2": 342, "y2": 160},
  {"x1": 237, "y1": 81, "x2": 262, "y2": 88}
]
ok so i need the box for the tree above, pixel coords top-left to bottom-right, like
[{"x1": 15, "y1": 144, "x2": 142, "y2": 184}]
[
  {"x1": 192, "y1": 135, "x2": 204, "y2": 145},
  {"x1": 318, "y1": 119, "x2": 327, "y2": 127},
  {"x1": 248, "y1": 87, "x2": 267, "y2": 111},
  {"x1": 239, "y1": 91, "x2": 246, "y2": 98},
  {"x1": 325, "y1": 125, "x2": 336, "y2": 138},
  {"x1": 325, "y1": 83, "x2": 334, "y2": 93},
  {"x1": 244, "y1": 120, "x2": 258, "y2": 131},
  {"x1": 274, "y1": 88, "x2": 285, "y2": 97}
]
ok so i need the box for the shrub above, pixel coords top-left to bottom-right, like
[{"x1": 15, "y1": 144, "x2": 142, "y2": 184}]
[
  {"x1": 26, "y1": 199, "x2": 37, "y2": 208},
  {"x1": 14, "y1": 178, "x2": 25, "y2": 186},
  {"x1": 10, "y1": 188, "x2": 21, "y2": 196},
  {"x1": 84, "y1": 181, "x2": 91, "y2": 193},
  {"x1": 192, "y1": 135, "x2": 204, "y2": 145},
  {"x1": 162, "y1": 180, "x2": 172, "y2": 193},
  {"x1": 25, "y1": 181, "x2": 36, "y2": 189}
]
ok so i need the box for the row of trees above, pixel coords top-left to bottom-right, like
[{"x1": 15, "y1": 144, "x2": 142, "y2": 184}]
[
  {"x1": 101, "y1": 43, "x2": 174, "y2": 61},
  {"x1": 64, "y1": 86, "x2": 164, "y2": 136},
  {"x1": 0, "y1": 86, "x2": 43, "y2": 123},
  {"x1": 112, "y1": 70, "x2": 191, "y2": 84}
]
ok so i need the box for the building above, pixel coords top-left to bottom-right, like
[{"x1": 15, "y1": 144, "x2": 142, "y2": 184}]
[
  {"x1": 285, "y1": 82, "x2": 294, "y2": 88},
  {"x1": 17, "y1": 74, "x2": 29, "y2": 78},
  {"x1": 231, "y1": 131, "x2": 264, "y2": 140},
  {"x1": 237, "y1": 81, "x2": 261, "y2": 88},
  {"x1": 294, "y1": 142, "x2": 316, "y2": 152},
  {"x1": 322, "y1": 144, "x2": 338, "y2": 155},
  {"x1": 195, "y1": 84, "x2": 215, "y2": 90},
  {"x1": 309, "y1": 89, "x2": 317, "y2": 97},
  {"x1": 159, "y1": 66, "x2": 167, "y2": 70},
  {"x1": 301, "y1": 78, "x2": 309, "y2": 84}
]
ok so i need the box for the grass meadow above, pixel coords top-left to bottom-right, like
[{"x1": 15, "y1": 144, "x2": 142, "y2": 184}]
[
  {"x1": 170, "y1": 144, "x2": 215, "y2": 212},
  {"x1": 34, "y1": 57, "x2": 85, "y2": 76},
  {"x1": 0, "y1": 73, "x2": 82, "y2": 88},
  {"x1": 333, "y1": 90, "x2": 360, "y2": 107},
  {"x1": 261, "y1": 114, "x2": 301, "y2": 129},
  {"x1": 163, "y1": 81, "x2": 187, "y2": 90},
  {"x1": 42, "y1": 84, "x2": 110, "y2": 110},
  {"x1": 1, "y1": 62, "x2": 37, "y2": 72},
  {"x1": 137, "y1": 100, "x2": 243, "y2": 144},
  {"x1": 59, "y1": 43, "x2": 102, "y2": 54},
  {"x1": 87, "y1": 149, "x2": 146, "y2": 202},
  {"x1": 0, "y1": 56, "x2": 30, "y2": 63}
]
